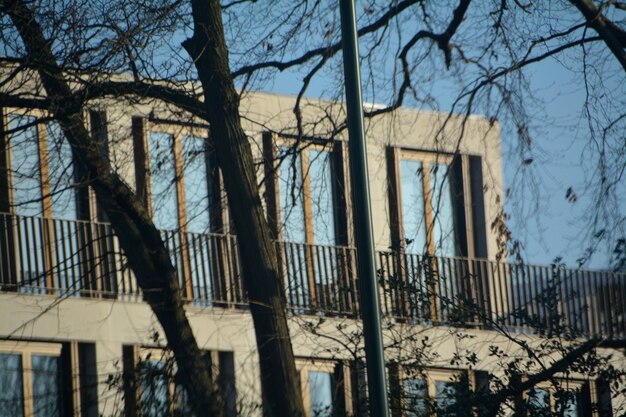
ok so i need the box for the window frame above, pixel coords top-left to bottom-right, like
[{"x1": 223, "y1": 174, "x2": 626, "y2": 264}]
[
  {"x1": 523, "y1": 379, "x2": 588, "y2": 416},
  {"x1": 263, "y1": 133, "x2": 353, "y2": 312},
  {"x1": 296, "y1": 358, "x2": 353, "y2": 417},
  {"x1": 388, "y1": 147, "x2": 490, "y2": 260},
  {"x1": 387, "y1": 147, "x2": 490, "y2": 321},
  {"x1": 124, "y1": 345, "x2": 236, "y2": 417},
  {"x1": 264, "y1": 134, "x2": 349, "y2": 246},
  {"x1": 389, "y1": 148, "x2": 457, "y2": 256},
  {"x1": 0, "y1": 108, "x2": 91, "y2": 294},
  {"x1": 393, "y1": 366, "x2": 473, "y2": 417},
  {"x1": 138, "y1": 121, "x2": 214, "y2": 232},
  {"x1": 0, "y1": 341, "x2": 64, "y2": 417},
  {"x1": 132, "y1": 117, "x2": 230, "y2": 303}
]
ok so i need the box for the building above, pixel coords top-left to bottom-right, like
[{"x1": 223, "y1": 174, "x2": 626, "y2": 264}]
[{"x1": 0, "y1": 91, "x2": 624, "y2": 417}]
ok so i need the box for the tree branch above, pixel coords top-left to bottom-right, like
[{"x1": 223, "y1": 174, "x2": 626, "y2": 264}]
[
  {"x1": 569, "y1": 0, "x2": 626, "y2": 71},
  {"x1": 231, "y1": 0, "x2": 422, "y2": 78}
]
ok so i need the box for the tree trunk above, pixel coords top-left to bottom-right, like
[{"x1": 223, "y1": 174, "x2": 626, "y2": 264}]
[
  {"x1": 182, "y1": 1, "x2": 306, "y2": 417},
  {"x1": 2, "y1": 1, "x2": 224, "y2": 416}
]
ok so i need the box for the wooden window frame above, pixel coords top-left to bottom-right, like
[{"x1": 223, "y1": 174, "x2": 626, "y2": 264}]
[
  {"x1": 388, "y1": 148, "x2": 489, "y2": 320},
  {"x1": 523, "y1": 378, "x2": 589, "y2": 416},
  {"x1": 0, "y1": 340, "x2": 85, "y2": 417},
  {"x1": 388, "y1": 147, "x2": 488, "y2": 260},
  {"x1": 124, "y1": 345, "x2": 236, "y2": 417},
  {"x1": 0, "y1": 108, "x2": 89, "y2": 293},
  {"x1": 296, "y1": 358, "x2": 353, "y2": 417},
  {"x1": 138, "y1": 121, "x2": 213, "y2": 229},
  {"x1": 264, "y1": 134, "x2": 350, "y2": 246},
  {"x1": 389, "y1": 148, "x2": 455, "y2": 256},
  {"x1": 133, "y1": 117, "x2": 227, "y2": 301},
  {"x1": 263, "y1": 133, "x2": 352, "y2": 308},
  {"x1": 392, "y1": 366, "x2": 473, "y2": 417}
]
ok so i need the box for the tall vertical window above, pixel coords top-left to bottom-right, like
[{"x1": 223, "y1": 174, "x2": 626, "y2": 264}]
[
  {"x1": 397, "y1": 152, "x2": 456, "y2": 257},
  {"x1": 45, "y1": 123, "x2": 77, "y2": 221},
  {"x1": 148, "y1": 132, "x2": 179, "y2": 232},
  {"x1": 278, "y1": 147, "x2": 337, "y2": 246},
  {"x1": 8, "y1": 115, "x2": 42, "y2": 217},
  {"x1": 137, "y1": 121, "x2": 221, "y2": 304},
  {"x1": 388, "y1": 148, "x2": 471, "y2": 321},
  {"x1": 269, "y1": 139, "x2": 350, "y2": 312},
  {"x1": 146, "y1": 131, "x2": 211, "y2": 234},
  {"x1": 182, "y1": 136, "x2": 211, "y2": 234},
  {"x1": 389, "y1": 147, "x2": 489, "y2": 261},
  {"x1": 7, "y1": 115, "x2": 77, "y2": 219},
  {"x1": 3, "y1": 113, "x2": 80, "y2": 294}
]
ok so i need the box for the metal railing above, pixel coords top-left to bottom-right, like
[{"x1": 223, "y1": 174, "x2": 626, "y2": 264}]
[{"x1": 1, "y1": 213, "x2": 624, "y2": 338}]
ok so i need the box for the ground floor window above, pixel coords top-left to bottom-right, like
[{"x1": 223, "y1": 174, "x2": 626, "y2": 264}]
[
  {"x1": 0, "y1": 342, "x2": 63, "y2": 417},
  {"x1": 296, "y1": 359, "x2": 352, "y2": 417},
  {"x1": 524, "y1": 380, "x2": 587, "y2": 417},
  {"x1": 395, "y1": 367, "x2": 471, "y2": 417},
  {"x1": 124, "y1": 346, "x2": 236, "y2": 417}
]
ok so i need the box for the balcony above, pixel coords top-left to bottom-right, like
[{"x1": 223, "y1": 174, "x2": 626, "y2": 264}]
[{"x1": 1, "y1": 213, "x2": 624, "y2": 339}]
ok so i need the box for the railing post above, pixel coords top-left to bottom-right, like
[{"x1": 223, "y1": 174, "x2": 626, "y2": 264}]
[{"x1": 0, "y1": 213, "x2": 18, "y2": 290}]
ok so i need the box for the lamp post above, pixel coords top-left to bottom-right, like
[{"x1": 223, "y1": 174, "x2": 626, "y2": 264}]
[{"x1": 339, "y1": 1, "x2": 390, "y2": 416}]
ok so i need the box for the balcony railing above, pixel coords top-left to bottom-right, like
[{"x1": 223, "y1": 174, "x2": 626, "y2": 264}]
[{"x1": 1, "y1": 213, "x2": 624, "y2": 339}]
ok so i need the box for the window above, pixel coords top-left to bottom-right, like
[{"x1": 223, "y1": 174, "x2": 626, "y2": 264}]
[
  {"x1": 392, "y1": 150, "x2": 457, "y2": 257},
  {"x1": 133, "y1": 118, "x2": 229, "y2": 305},
  {"x1": 6, "y1": 114, "x2": 77, "y2": 220},
  {"x1": 0, "y1": 342, "x2": 63, "y2": 417},
  {"x1": 1, "y1": 111, "x2": 82, "y2": 295},
  {"x1": 277, "y1": 145, "x2": 337, "y2": 246},
  {"x1": 137, "y1": 351, "x2": 186, "y2": 417},
  {"x1": 145, "y1": 130, "x2": 211, "y2": 233},
  {"x1": 386, "y1": 148, "x2": 489, "y2": 322},
  {"x1": 387, "y1": 147, "x2": 488, "y2": 259},
  {"x1": 394, "y1": 368, "x2": 471, "y2": 417},
  {"x1": 124, "y1": 346, "x2": 236, "y2": 417},
  {"x1": 524, "y1": 380, "x2": 587, "y2": 417},
  {"x1": 296, "y1": 359, "x2": 352, "y2": 417},
  {"x1": 264, "y1": 134, "x2": 353, "y2": 313}
]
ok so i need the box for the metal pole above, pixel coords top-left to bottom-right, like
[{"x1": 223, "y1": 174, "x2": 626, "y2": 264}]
[{"x1": 338, "y1": 1, "x2": 390, "y2": 416}]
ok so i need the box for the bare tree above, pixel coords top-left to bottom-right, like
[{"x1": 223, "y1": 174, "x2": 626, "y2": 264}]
[{"x1": 0, "y1": 1, "x2": 624, "y2": 416}]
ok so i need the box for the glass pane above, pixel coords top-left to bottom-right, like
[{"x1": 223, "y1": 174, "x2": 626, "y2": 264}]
[
  {"x1": 0, "y1": 353, "x2": 24, "y2": 417},
  {"x1": 308, "y1": 150, "x2": 335, "y2": 246},
  {"x1": 149, "y1": 132, "x2": 179, "y2": 231},
  {"x1": 279, "y1": 148, "x2": 306, "y2": 243},
  {"x1": 182, "y1": 136, "x2": 210, "y2": 234},
  {"x1": 139, "y1": 359, "x2": 169, "y2": 417},
  {"x1": 32, "y1": 355, "x2": 61, "y2": 417},
  {"x1": 404, "y1": 378, "x2": 428, "y2": 417},
  {"x1": 435, "y1": 380, "x2": 457, "y2": 417},
  {"x1": 46, "y1": 123, "x2": 77, "y2": 220},
  {"x1": 429, "y1": 164, "x2": 456, "y2": 257},
  {"x1": 173, "y1": 383, "x2": 192, "y2": 417},
  {"x1": 279, "y1": 148, "x2": 310, "y2": 308},
  {"x1": 400, "y1": 159, "x2": 427, "y2": 254},
  {"x1": 555, "y1": 390, "x2": 579, "y2": 417},
  {"x1": 47, "y1": 123, "x2": 81, "y2": 294},
  {"x1": 308, "y1": 371, "x2": 333, "y2": 417},
  {"x1": 527, "y1": 387, "x2": 551, "y2": 417},
  {"x1": 9, "y1": 115, "x2": 42, "y2": 217}
]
